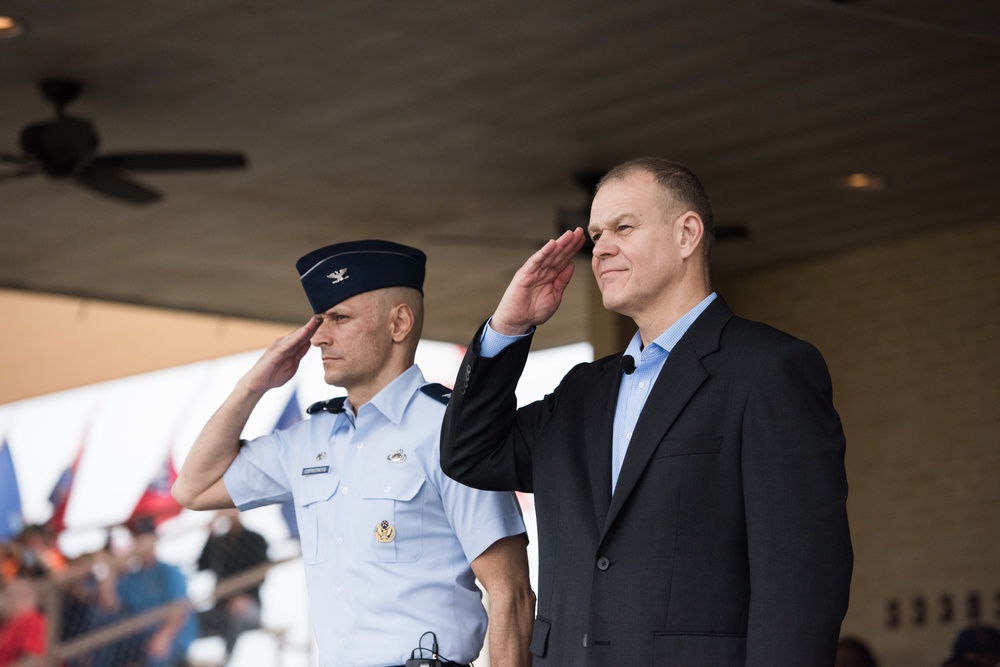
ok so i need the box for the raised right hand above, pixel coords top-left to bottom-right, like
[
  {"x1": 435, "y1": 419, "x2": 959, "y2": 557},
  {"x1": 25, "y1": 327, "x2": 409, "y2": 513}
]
[
  {"x1": 491, "y1": 228, "x2": 587, "y2": 335},
  {"x1": 240, "y1": 317, "x2": 320, "y2": 395}
]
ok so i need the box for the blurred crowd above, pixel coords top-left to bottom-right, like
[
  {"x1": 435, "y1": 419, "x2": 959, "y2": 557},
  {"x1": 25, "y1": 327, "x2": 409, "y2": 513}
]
[
  {"x1": 836, "y1": 626, "x2": 1000, "y2": 667},
  {"x1": 0, "y1": 511, "x2": 271, "y2": 667}
]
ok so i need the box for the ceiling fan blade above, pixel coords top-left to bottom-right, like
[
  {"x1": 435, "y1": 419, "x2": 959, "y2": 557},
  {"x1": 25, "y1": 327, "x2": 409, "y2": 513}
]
[
  {"x1": 73, "y1": 166, "x2": 162, "y2": 205},
  {"x1": 93, "y1": 152, "x2": 247, "y2": 171},
  {"x1": 0, "y1": 169, "x2": 39, "y2": 181},
  {"x1": 1, "y1": 153, "x2": 31, "y2": 166}
]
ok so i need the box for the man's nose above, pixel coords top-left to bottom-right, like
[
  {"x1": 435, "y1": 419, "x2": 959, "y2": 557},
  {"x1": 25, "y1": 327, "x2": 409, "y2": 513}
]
[
  {"x1": 592, "y1": 233, "x2": 616, "y2": 257},
  {"x1": 310, "y1": 322, "x2": 329, "y2": 346}
]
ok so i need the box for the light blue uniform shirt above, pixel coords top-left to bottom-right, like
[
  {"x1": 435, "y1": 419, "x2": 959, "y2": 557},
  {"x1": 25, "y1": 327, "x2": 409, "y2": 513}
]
[
  {"x1": 223, "y1": 365, "x2": 526, "y2": 667},
  {"x1": 481, "y1": 292, "x2": 717, "y2": 493}
]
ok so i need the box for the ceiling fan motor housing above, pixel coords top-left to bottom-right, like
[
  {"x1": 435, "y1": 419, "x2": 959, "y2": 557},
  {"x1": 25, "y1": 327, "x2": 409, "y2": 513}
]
[{"x1": 20, "y1": 116, "x2": 99, "y2": 177}]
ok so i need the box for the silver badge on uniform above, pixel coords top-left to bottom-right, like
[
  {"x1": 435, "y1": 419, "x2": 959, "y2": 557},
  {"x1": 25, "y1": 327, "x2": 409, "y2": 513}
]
[{"x1": 387, "y1": 449, "x2": 406, "y2": 463}]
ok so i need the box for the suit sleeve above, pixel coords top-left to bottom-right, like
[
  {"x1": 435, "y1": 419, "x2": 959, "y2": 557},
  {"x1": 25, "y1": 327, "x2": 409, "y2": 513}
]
[
  {"x1": 742, "y1": 337, "x2": 853, "y2": 664},
  {"x1": 441, "y1": 322, "x2": 552, "y2": 493}
]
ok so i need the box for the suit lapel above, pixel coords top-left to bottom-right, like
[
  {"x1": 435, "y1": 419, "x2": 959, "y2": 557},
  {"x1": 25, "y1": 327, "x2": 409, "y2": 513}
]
[
  {"x1": 599, "y1": 298, "x2": 732, "y2": 541},
  {"x1": 585, "y1": 356, "x2": 620, "y2": 527}
]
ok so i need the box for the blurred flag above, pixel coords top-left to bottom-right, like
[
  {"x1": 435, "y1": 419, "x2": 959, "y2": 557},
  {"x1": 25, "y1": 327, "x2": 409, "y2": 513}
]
[
  {"x1": 129, "y1": 454, "x2": 183, "y2": 527},
  {"x1": 275, "y1": 391, "x2": 303, "y2": 539},
  {"x1": 47, "y1": 438, "x2": 85, "y2": 533},
  {"x1": 0, "y1": 440, "x2": 24, "y2": 541}
]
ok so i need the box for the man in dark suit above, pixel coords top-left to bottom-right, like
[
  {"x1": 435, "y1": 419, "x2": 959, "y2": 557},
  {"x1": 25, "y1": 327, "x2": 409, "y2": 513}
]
[{"x1": 440, "y1": 157, "x2": 853, "y2": 666}]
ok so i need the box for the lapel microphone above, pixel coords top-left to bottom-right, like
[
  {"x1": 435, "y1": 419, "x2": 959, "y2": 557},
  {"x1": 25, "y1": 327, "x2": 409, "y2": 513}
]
[{"x1": 621, "y1": 355, "x2": 636, "y2": 375}]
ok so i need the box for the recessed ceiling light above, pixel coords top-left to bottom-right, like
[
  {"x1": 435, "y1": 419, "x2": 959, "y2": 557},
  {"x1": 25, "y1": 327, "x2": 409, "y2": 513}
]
[
  {"x1": 0, "y1": 15, "x2": 25, "y2": 39},
  {"x1": 842, "y1": 173, "x2": 886, "y2": 191}
]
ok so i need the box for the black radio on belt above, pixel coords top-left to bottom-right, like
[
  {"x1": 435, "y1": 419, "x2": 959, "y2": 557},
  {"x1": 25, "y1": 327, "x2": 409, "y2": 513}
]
[{"x1": 405, "y1": 631, "x2": 444, "y2": 667}]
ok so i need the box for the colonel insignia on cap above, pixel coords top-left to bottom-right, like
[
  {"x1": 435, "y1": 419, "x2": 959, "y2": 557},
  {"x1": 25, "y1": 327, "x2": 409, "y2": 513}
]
[
  {"x1": 326, "y1": 268, "x2": 349, "y2": 284},
  {"x1": 296, "y1": 239, "x2": 426, "y2": 314}
]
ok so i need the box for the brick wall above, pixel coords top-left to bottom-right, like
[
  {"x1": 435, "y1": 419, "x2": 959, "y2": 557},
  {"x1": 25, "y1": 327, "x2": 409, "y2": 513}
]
[{"x1": 715, "y1": 221, "x2": 1000, "y2": 666}]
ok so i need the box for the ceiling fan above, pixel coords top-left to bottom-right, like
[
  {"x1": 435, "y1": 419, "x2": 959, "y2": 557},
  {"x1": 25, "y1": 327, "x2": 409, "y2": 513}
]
[{"x1": 0, "y1": 78, "x2": 248, "y2": 205}]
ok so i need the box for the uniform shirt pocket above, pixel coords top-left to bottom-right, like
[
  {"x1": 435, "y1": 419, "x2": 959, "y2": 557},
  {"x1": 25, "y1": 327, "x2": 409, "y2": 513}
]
[
  {"x1": 358, "y1": 470, "x2": 426, "y2": 563},
  {"x1": 296, "y1": 472, "x2": 340, "y2": 565}
]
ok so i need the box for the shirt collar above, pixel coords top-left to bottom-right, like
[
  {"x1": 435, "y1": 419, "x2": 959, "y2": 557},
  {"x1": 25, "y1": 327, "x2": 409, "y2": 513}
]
[
  {"x1": 624, "y1": 292, "x2": 718, "y2": 361},
  {"x1": 346, "y1": 364, "x2": 425, "y2": 425}
]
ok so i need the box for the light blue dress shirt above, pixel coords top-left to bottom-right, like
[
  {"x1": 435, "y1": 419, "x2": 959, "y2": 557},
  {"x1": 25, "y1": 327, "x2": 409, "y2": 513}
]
[
  {"x1": 481, "y1": 293, "x2": 717, "y2": 493},
  {"x1": 610, "y1": 293, "x2": 716, "y2": 492},
  {"x1": 223, "y1": 365, "x2": 526, "y2": 667}
]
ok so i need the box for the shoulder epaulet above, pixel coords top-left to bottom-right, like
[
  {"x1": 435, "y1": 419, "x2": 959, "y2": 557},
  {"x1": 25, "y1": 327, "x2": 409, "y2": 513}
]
[
  {"x1": 306, "y1": 396, "x2": 347, "y2": 415},
  {"x1": 419, "y1": 383, "x2": 452, "y2": 405}
]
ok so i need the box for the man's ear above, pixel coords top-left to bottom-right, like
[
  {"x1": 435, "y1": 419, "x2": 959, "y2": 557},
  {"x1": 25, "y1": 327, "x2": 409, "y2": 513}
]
[
  {"x1": 389, "y1": 302, "x2": 415, "y2": 343},
  {"x1": 676, "y1": 211, "x2": 705, "y2": 260}
]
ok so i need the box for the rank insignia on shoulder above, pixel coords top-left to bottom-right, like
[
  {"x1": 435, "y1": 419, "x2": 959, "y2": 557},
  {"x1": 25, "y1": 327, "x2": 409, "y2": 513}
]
[
  {"x1": 419, "y1": 383, "x2": 452, "y2": 405},
  {"x1": 375, "y1": 520, "x2": 395, "y2": 543},
  {"x1": 306, "y1": 396, "x2": 347, "y2": 414}
]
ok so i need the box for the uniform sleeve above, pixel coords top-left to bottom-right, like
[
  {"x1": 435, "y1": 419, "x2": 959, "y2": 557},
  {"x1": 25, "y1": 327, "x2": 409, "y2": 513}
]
[
  {"x1": 432, "y1": 442, "x2": 527, "y2": 564},
  {"x1": 223, "y1": 429, "x2": 295, "y2": 511}
]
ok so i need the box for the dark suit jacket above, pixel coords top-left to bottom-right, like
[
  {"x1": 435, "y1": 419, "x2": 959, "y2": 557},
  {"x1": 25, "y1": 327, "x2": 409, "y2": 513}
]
[{"x1": 441, "y1": 297, "x2": 852, "y2": 666}]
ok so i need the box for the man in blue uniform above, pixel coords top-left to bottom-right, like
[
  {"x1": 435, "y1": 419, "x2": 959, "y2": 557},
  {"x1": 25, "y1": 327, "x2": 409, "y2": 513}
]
[{"x1": 173, "y1": 240, "x2": 534, "y2": 667}]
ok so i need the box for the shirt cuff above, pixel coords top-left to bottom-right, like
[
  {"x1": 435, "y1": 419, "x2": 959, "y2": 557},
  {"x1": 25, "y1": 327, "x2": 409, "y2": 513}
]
[{"x1": 480, "y1": 318, "x2": 533, "y2": 358}]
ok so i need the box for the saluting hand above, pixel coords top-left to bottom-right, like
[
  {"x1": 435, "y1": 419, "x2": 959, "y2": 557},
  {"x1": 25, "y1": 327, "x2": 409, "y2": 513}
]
[
  {"x1": 240, "y1": 317, "x2": 320, "y2": 395},
  {"x1": 491, "y1": 228, "x2": 587, "y2": 335}
]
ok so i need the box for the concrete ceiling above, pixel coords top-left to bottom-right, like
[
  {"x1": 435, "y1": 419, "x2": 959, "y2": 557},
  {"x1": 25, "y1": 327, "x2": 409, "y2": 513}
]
[{"x1": 1, "y1": 0, "x2": 998, "y2": 349}]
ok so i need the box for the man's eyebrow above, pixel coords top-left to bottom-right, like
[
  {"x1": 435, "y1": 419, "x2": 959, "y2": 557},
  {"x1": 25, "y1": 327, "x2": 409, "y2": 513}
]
[{"x1": 588, "y1": 212, "x2": 640, "y2": 233}]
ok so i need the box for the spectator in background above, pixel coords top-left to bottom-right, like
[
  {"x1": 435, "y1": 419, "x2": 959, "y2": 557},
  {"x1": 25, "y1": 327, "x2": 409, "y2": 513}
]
[
  {"x1": 196, "y1": 509, "x2": 268, "y2": 662},
  {"x1": 0, "y1": 525, "x2": 66, "y2": 581},
  {"x1": 0, "y1": 545, "x2": 19, "y2": 583},
  {"x1": 835, "y1": 636, "x2": 878, "y2": 667},
  {"x1": 97, "y1": 518, "x2": 197, "y2": 667},
  {"x1": 18, "y1": 525, "x2": 66, "y2": 577},
  {"x1": 0, "y1": 576, "x2": 47, "y2": 666},
  {"x1": 58, "y1": 547, "x2": 119, "y2": 666},
  {"x1": 946, "y1": 625, "x2": 1000, "y2": 667}
]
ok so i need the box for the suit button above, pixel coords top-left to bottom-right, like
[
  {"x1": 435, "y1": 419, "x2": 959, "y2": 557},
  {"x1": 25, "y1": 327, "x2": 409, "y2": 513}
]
[{"x1": 596, "y1": 556, "x2": 610, "y2": 571}]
